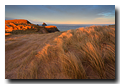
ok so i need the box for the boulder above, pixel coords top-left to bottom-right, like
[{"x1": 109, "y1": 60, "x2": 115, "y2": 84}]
[
  {"x1": 45, "y1": 25, "x2": 60, "y2": 33},
  {"x1": 42, "y1": 22, "x2": 47, "y2": 26}
]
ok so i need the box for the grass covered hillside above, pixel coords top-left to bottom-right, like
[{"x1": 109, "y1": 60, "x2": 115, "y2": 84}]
[{"x1": 5, "y1": 25, "x2": 115, "y2": 79}]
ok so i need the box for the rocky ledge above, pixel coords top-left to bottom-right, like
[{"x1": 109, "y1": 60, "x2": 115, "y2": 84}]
[{"x1": 5, "y1": 19, "x2": 60, "y2": 34}]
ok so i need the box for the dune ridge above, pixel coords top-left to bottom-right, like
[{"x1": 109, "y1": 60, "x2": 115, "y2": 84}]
[
  {"x1": 34, "y1": 25, "x2": 115, "y2": 79},
  {"x1": 5, "y1": 25, "x2": 115, "y2": 79}
]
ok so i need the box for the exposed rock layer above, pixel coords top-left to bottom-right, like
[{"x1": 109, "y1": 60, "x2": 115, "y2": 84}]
[{"x1": 5, "y1": 19, "x2": 60, "y2": 34}]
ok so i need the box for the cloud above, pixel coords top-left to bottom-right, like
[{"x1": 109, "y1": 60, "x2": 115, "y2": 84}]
[
  {"x1": 98, "y1": 12, "x2": 115, "y2": 17},
  {"x1": 95, "y1": 17, "x2": 110, "y2": 21},
  {"x1": 5, "y1": 5, "x2": 115, "y2": 24},
  {"x1": 92, "y1": 16, "x2": 115, "y2": 24}
]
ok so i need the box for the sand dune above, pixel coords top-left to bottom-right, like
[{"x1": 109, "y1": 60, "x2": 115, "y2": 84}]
[
  {"x1": 5, "y1": 25, "x2": 115, "y2": 79},
  {"x1": 5, "y1": 32, "x2": 62, "y2": 79},
  {"x1": 34, "y1": 25, "x2": 115, "y2": 79}
]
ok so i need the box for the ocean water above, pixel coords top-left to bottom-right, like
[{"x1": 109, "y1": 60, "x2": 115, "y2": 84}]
[{"x1": 39, "y1": 24, "x2": 114, "y2": 31}]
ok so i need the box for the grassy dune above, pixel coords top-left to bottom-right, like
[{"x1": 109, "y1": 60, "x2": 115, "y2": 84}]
[
  {"x1": 5, "y1": 25, "x2": 115, "y2": 79},
  {"x1": 5, "y1": 32, "x2": 62, "y2": 79}
]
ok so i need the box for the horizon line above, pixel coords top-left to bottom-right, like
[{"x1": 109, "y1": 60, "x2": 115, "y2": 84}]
[{"x1": 5, "y1": 19, "x2": 115, "y2": 25}]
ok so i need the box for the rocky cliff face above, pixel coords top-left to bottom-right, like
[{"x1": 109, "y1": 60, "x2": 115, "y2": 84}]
[
  {"x1": 5, "y1": 19, "x2": 31, "y2": 24},
  {"x1": 45, "y1": 25, "x2": 60, "y2": 33},
  {"x1": 5, "y1": 19, "x2": 60, "y2": 34},
  {"x1": 42, "y1": 22, "x2": 47, "y2": 26}
]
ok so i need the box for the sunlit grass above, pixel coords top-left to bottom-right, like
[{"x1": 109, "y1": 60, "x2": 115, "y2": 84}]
[
  {"x1": 35, "y1": 25, "x2": 115, "y2": 79},
  {"x1": 5, "y1": 32, "x2": 62, "y2": 79},
  {"x1": 5, "y1": 25, "x2": 115, "y2": 79}
]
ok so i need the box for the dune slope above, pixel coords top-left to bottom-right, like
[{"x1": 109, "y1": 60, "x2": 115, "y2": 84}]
[
  {"x1": 5, "y1": 32, "x2": 62, "y2": 79},
  {"x1": 5, "y1": 25, "x2": 115, "y2": 79},
  {"x1": 34, "y1": 25, "x2": 115, "y2": 79}
]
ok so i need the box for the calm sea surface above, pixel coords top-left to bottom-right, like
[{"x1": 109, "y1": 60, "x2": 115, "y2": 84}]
[{"x1": 39, "y1": 24, "x2": 114, "y2": 31}]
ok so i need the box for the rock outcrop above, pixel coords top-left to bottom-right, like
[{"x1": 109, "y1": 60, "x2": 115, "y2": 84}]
[
  {"x1": 5, "y1": 19, "x2": 60, "y2": 34},
  {"x1": 45, "y1": 25, "x2": 60, "y2": 33},
  {"x1": 42, "y1": 22, "x2": 47, "y2": 26},
  {"x1": 5, "y1": 19, "x2": 31, "y2": 24}
]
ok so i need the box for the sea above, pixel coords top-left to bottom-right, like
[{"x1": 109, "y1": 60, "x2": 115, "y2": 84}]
[{"x1": 39, "y1": 24, "x2": 114, "y2": 31}]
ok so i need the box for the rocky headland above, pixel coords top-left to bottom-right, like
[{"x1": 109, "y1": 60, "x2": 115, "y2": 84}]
[{"x1": 5, "y1": 19, "x2": 59, "y2": 34}]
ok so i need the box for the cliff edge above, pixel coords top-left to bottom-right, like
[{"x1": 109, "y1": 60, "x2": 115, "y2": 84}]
[{"x1": 5, "y1": 19, "x2": 60, "y2": 34}]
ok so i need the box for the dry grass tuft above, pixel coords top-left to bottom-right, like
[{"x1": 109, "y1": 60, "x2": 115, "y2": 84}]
[
  {"x1": 5, "y1": 25, "x2": 115, "y2": 79},
  {"x1": 35, "y1": 25, "x2": 115, "y2": 79}
]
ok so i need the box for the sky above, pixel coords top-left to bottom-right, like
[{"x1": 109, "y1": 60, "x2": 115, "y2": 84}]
[{"x1": 5, "y1": 5, "x2": 115, "y2": 24}]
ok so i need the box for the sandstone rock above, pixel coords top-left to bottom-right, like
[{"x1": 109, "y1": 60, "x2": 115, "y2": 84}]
[
  {"x1": 5, "y1": 19, "x2": 60, "y2": 34},
  {"x1": 45, "y1": 25, "x2": 60, "y2": 33},
  {"x1": 5, "y1": 27, "x2": 13, "y2": 32},
  {"x1": 9, "y1": 23, "x2": 16, "y2": 27},
  {"x1": 5, "y1": 19, "x2": 31, "y2": 24},
  {"x1": 5, "y1": 24, "x2": 10, "y2": 29},
  {"x1": 42, "y1": 22, "x2": 47, "y2": 26}
]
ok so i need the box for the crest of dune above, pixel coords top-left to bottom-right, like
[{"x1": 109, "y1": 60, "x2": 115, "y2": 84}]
[
  {"x1": 33, "y1": 25, "x2": 115, "y2": 79},
  {"x1": 5, "y1": 24, "x2": 115, "y2": 79}
]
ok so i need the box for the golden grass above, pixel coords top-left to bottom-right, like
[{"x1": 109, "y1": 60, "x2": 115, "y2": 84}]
[
  {"x1": 5, "y1": 32, "x2": 62, "y2": 79},
  {"x1": 35, "y1": 25, "x2": 115, "y2": 79},
  {"x1": 5, "y1": 25, "x2": 115, "y2": 79}
]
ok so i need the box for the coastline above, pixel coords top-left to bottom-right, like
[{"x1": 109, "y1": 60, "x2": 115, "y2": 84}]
[{"x1": 45, "y1": 24, "x2": 115, "y2": 31}]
